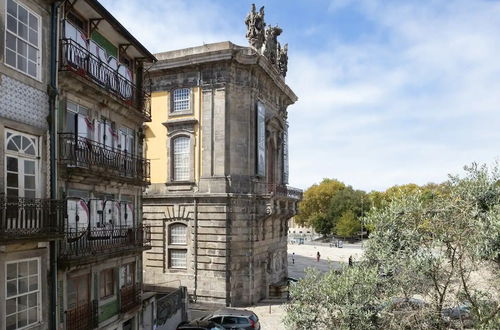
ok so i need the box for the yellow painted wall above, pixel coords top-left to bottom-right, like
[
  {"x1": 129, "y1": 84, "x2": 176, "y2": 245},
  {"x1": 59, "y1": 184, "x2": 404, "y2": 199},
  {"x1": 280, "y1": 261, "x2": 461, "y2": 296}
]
[{"x1": 146, "y1": 88, "x2": 201, "y2": 184}]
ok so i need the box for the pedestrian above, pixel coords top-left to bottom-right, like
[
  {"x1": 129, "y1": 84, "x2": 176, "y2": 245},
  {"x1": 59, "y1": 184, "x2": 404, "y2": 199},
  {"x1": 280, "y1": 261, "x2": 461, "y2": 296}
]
[
  {"x1": 292, "y1": 252, "x2": 295, "y2": 264},
  {"x1": 348, "y1": 255, "x2": 353, "y2": 267},
  {"x1": 316, "y1": 251, "x2": 320, "y2": 262}
]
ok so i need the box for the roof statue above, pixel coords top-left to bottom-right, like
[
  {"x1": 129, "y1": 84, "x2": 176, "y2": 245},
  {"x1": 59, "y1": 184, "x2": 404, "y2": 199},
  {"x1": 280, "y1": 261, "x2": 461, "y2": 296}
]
[
  {"x1": 245, "y1": 4, "x2": 266, "y2": 51},
  {"x1": 278, "y1": 43, "x2": 288, "y2": 77},
  {"x1": 245, "y1": 4, "x2": 288, "y2": 78}
]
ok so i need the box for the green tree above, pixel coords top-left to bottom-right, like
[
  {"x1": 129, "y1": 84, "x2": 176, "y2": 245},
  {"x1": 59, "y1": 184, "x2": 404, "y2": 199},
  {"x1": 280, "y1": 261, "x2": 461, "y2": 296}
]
[
  {"x1": 295, "y1": 178, "x2": 345, "y2": 228},
  {"x1": 335, "y1": 210, "x2": 361, "y2": 238},
  {"x1": 285, "y1": 163, "x2": 500, "y2": 330},
  {"x1": 328, "y1": 186, "x2": 369, "y2": 234}
]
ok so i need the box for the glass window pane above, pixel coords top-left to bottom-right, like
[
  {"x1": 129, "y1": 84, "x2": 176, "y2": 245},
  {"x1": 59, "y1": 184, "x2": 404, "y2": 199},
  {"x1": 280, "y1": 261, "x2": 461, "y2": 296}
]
[
  {"x1": 7, "y1": 279, "x2": 17, "y2": 297},
  {"x1": 24, "y1": 190, "x2": 36, "y2": 198},
  {"x1": 7, "y1": 15, "x2": 17, "y2": 33},
  {"x1": 24, "y1": 176, "x2": 35, "y2": 189},
  {"x1": 6, "y1": 48, "x2": 16, "y2": 67},
  {"x1": 28, "y1": 29, "x2": 37, "y2": 45},
  {"x1": 19, "y1": 277, "x2": 29, "y2": 294},
  {"x1": 28, "y1": 275, "x2": 38, "y2": 291},
  {"x1": 18, "y1": 6, "x2": 28, "y2": 24},
  {"x1": 6, "y1": 298, "x2": 17, "y2": 315},
  {"x1": 18, "y1": 21, "x2": 28, "y2": 40},
  {"x1": 18, "y1": 310, "x2": 28, "y2": 328},
  {"x1": 28, "y1": 260, "x2": 37, "y2": 275},
  {"x1": 28, "y1": 61, "x2": 37, "y2": 78},
  {"x1": 28, "y1": 45, "x2": 37, "y2": 61},
  {"x1": 19, "y1": 261, "x2": 28, "y2": 277},
  {"x1": 7, "y1": 263, "x2": 17, "y2": 280},
  {"x1": 17, "y1": 54, "x2": 27, "y2": 72},
  {"x1": 29, "y1": 13, "x2": 38, "y2": 30},
  {"x1": 6, "y1": 32, "x2": 16, "y2": 50},
  {"x1": 7, "y1": 157, "x2": 18, "y2": 172},
  {"x1": 25, "y1": 160, "x2": 35, "y2": 174},
  {"x1": 17, "y1": 39, "x2": 28, "y2": 56},
  {"x1": 7, "y1": 188, "x2": 19, "y2": 197},
  {"x1": 7, "y1": 0, "x2": 17, "y2": 16},
  {"x1": 28, "y1": 307, "x2": 38, "y2": 324},
  {"x1": 7, "y1": 173, "x2": 18, "y2": 188},
  {"x1": 18, "y1": 295, "x2": 28, "y2": 311},
  {"x1": 6, "y1": 315, "x2": 16, "y2": 330},
  {"x1": 28, "y1": 293, "x2": 37, "y2": 307}
]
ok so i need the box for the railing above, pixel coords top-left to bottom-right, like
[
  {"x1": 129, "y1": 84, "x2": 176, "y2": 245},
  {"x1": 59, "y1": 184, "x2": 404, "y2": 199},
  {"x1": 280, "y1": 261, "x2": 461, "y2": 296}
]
[
  {"x1": 59, "y1": 38, "x2": 151, "y2": 120},
  {"x1": 0, "y1": 196, "x2": 65, "y2": 239},
  {"x1": 59, "y1": 225, "x2": 151, "y2": 260},
  {"x1": 66, "y1": 300, "x2": 98, "y2": 330},
  {"x1": 254, "y1": 183, "x2": 303, "y2": 200},
  {"x1": 59, "y1": 133, "x2": 150, "y2": 184},
  {"x1": 120, "y1": 284, "x2": 141, "y2": 313}
]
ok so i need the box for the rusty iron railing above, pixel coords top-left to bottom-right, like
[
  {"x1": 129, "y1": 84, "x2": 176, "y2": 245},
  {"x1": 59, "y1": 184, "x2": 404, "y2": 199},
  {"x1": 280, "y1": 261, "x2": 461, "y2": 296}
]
[
  {"x1": 60, "y1": 38, "x2": 151, "y2": 120},
  {"x1": 59, "y1": 133, "x2": 150, "y2": 184},
  {"x1": 0, "y1": 196, "x2": 65, "y2": 240},
  {"x1": 59, "y1": 225, "x2": 151, "y2": 260},
  {"x1": 120, "y1": 284, "x2": 141, "y2": 313}
]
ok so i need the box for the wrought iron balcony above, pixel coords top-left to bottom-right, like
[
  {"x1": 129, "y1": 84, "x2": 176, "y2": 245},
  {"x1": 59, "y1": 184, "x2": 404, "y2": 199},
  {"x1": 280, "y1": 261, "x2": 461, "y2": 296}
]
[
  {"x1": 59, "y1": 38, "x2": 151, "y2": 120},
  {"x1": 120, "y1": 284, "x2": 141, "y2": 314},
  {"x1": 59, "y1": 133, "x2": 150, "y2": 185},
  {"x1": 59, "y1": 225, "x2": 151, "y2": 263},
  {"x1": 254, "y1": 183, "x2": 303, "y2": 200},
  {"x1": 65, "y1": 300, "x2": 98, "y2": 330},
  {"x1": 0, "y1": 196, "x2": 65, "y2": 241}
]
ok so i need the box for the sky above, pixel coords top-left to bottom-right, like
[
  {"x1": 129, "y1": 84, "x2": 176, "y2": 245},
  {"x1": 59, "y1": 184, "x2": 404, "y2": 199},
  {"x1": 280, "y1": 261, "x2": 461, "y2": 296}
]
[{"x1": 101, "y1": 0, "x2": 500, "y2": 192}]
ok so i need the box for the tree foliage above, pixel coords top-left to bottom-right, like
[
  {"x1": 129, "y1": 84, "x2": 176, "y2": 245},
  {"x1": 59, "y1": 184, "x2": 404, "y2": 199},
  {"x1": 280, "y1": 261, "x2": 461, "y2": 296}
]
[
  {"x1": 335, "y1": 210, "x2": 361, "y2": 238},
  {"x1": 285, "y1": 163, "x2": 500, "y2": 330},
  {"x1": 328, "y1": 186, "x2": 369, "y2": 233}
]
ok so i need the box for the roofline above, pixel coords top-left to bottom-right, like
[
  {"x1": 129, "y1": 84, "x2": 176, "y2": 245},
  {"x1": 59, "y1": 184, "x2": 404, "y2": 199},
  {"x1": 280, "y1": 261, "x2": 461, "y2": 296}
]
[{"x1": 85, "y1": 0, "x2": 157, "y2": 62}]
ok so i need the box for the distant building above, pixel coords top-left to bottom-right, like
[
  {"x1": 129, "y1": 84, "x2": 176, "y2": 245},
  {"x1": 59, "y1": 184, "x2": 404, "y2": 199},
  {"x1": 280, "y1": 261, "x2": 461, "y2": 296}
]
[{"x1": 142, "y1": 6, "x2": 302, "y2": 306}]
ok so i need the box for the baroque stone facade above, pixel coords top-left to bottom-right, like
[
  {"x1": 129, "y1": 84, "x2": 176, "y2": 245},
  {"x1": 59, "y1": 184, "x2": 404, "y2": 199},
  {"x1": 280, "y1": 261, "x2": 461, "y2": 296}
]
[{"x1": 143, "y1": 40, "x2": 301, "y2": 306}]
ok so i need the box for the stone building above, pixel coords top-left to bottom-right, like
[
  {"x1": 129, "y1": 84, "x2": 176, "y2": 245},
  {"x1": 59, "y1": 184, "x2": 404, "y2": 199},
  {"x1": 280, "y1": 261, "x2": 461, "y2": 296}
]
[
  {"x1": 54, "y1": 1, "x2": 155, "y2": 329},
  {"x1": 143, "y1": 6, "x2": 302, "y2": 306}
]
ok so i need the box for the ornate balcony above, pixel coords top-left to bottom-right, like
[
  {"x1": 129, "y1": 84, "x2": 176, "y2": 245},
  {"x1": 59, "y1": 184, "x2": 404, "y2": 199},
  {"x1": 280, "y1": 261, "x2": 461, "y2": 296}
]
[
  {"x1": 59, "y1": 38, "x2": 151, "y2": 120},
  {"x1": 65, "y1": 300, "x2": 98, "y2": 330},
  {"x1": 254, "y1": 183, "x2": 303, "y2": 201},
  {"x1": 59, "y1": 225, "x2": 151, "y2": 266},
  {"x1": 58, "y1": 133, "x2": 150, "y2": 185},
  {"x1": 0, "y1": 196, "x2": 65, "y2": 241},
  {"x1": 120, "y1": 284, "x2": 141, "y2": 314}
]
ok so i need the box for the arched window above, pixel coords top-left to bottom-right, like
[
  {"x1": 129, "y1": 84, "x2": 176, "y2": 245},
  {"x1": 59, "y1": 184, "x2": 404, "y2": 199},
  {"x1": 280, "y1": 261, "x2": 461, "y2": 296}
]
[
  {"x1": 172, "y1": 88, "x2": 190, "y2": 112},
  {"x1": 172, "y1": 136, "x2": 190, "y2": 181},
  {"x1": 5, "y1": 130, "x2": 38, "y2": 198},
  {"x1": 169, "y1": 223, "x2": 187, "y2": 245}
]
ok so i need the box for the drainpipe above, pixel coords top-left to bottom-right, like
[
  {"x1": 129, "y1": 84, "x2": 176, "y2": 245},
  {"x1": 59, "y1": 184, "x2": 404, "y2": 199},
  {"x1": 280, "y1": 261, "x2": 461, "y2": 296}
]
[
  {"x1": 193, "y1": 197, "x2": 198, "y2": 302},
  {"x1": 49, "y1": 2, "x2": 62, "y2": 329}
]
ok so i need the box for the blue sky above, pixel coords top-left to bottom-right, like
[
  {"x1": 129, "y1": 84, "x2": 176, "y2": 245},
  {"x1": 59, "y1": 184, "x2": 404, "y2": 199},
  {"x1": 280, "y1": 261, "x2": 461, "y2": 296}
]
[{"x1": 101, "y1": 0, "x2": 500, "y2": 191}]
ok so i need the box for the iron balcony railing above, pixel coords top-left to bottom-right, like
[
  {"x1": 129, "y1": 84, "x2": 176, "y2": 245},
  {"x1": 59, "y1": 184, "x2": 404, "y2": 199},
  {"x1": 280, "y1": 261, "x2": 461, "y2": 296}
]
[
  {"x1": 59, "y1": 38, "x2": 151, "y2": 120},
  {"x1": 120, "y1": 284, "x2": 141, "y2": 313},
  {"x1": 59, "y1": 225, "x2": 151, "y2": 260},
  {"x1": 254, "y1": 183, "x2": 303, "y2": 200},
  {"x1": 0, "y1": 196, "x2": 65, "y2": 240},
  {"x1": 65, "y1": 300, "x2": 98, "y2": 330},
  {"x1": 59, "y1": 133, "x2": 150, "y2": 184}
]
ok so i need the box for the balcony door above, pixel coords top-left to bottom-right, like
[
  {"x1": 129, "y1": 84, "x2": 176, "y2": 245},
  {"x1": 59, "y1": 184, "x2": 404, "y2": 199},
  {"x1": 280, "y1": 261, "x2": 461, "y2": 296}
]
[{"x1": 5, "y1": 130, "x2": 39, "y2": 198}]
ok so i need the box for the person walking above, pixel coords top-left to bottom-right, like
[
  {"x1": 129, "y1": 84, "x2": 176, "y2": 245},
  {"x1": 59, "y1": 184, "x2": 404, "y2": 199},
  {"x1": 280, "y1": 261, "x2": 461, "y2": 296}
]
[
  {"x1": 316, "y1": 251, "x2": 321, "y2": 262},
  {"x1": 292, "y1": 252, "x2": 295, "y2": 264},
  {"x1": 348, "y1": 255, "x2": 353, "y2": 267}
]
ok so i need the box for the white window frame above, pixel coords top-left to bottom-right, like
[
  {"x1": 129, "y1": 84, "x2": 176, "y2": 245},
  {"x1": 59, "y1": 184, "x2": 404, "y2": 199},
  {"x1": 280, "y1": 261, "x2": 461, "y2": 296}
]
[
  {"x1": 5, "y1": 257, "x2": 42, "y2": 330},
  {"x1": 169, "y1": 223, "x2": 187, "y2": 245},
  {"x1": 171, "y1": 88, "x2": 190, "y2": 112},
  {"x1": 169, "y1": 249, "x2": 187, "y2": 269},
  {"x1": 172, "y1": 136, "x2": 190, "y2": 181},
  {"x1": 4, "y1": 129, "x2": 40, "y2": 198},
  {"x1": 4, "y1": 0, "x2": 42, "y2": 81},
  {"x1": 65, "y1": 101, "x2": 91, "y2": 139}
]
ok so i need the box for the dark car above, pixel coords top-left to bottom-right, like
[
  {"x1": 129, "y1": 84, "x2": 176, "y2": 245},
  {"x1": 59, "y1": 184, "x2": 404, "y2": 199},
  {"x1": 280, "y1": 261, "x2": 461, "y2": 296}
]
[
  {"x1": 176, "y1": 320, "x2": 225, "y2": 330},
  {"x1": 201, "y1": 308, "x2": 260, "y2": 330}
]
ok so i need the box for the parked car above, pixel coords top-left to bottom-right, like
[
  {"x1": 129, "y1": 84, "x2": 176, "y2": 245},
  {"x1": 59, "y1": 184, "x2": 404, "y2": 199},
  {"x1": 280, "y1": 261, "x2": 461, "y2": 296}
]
[
  {"x1": 177, "y1": 320, "x2": 225, "y2": 330},
  {"x1": 201, "y1": 308, "x2": 260, "y2": 330}
]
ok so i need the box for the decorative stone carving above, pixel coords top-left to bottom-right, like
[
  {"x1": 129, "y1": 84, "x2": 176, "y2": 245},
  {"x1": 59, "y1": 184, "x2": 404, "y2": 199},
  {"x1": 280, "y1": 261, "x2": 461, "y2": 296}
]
[
  {"x1": 278, "y1": 43, "x2": 288, "y2": 77},
  {"x1": 262, "y1": 25, "x2": 282, "y2": 65},
  {"x1": 245, "y1": 4, "x2": 266, "y2": 51}
]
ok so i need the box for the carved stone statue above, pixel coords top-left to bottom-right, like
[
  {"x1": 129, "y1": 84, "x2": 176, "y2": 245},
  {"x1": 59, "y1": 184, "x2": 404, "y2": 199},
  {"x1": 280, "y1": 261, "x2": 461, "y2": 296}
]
[
  {"x1": 262, "y1": 25, "x2": 282, "y2": 65},
  {"x1": 278, "y1": 43, "x2": 288, "y2": 77},
  {"x1": 245, "y1": 4, "x2": 266, "y2": 51}
]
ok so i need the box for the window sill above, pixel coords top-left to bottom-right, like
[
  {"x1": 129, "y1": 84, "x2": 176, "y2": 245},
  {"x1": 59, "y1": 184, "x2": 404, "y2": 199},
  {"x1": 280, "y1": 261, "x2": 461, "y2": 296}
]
[
  {"x1": 168, "y1": 110, "x2": 194, "y2": 118},
  {"x1": 165, "y1": 181, "x2": 195, "y2": 186}
]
